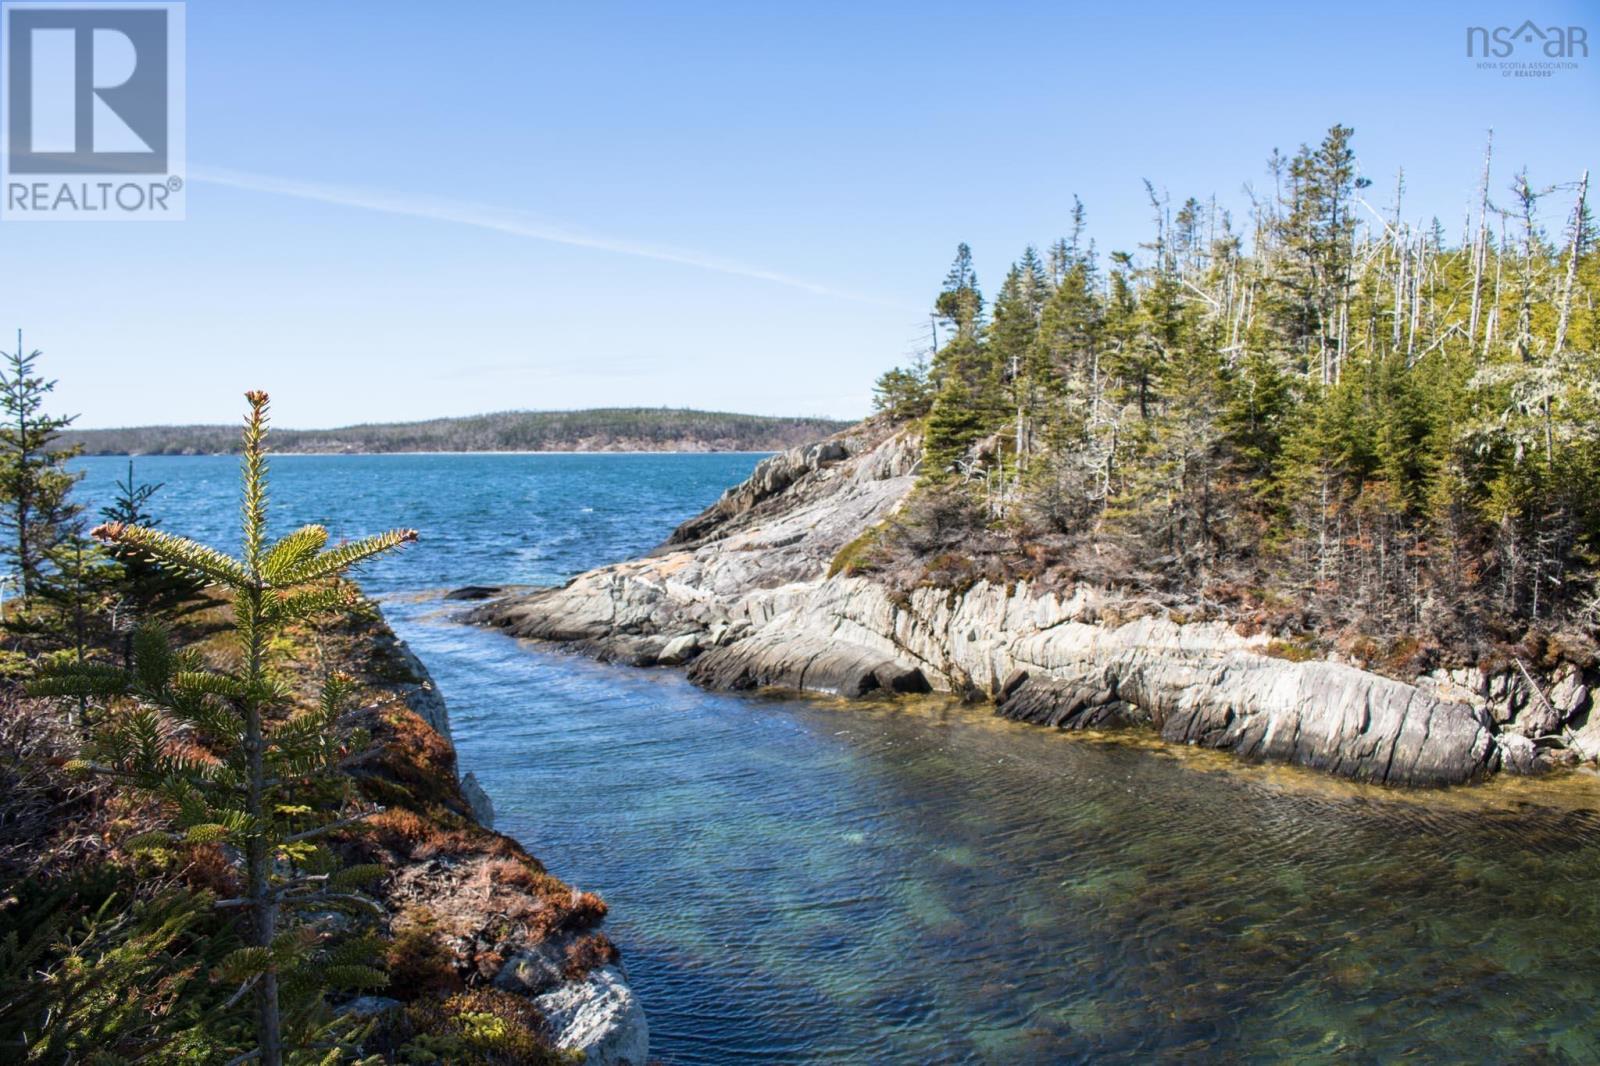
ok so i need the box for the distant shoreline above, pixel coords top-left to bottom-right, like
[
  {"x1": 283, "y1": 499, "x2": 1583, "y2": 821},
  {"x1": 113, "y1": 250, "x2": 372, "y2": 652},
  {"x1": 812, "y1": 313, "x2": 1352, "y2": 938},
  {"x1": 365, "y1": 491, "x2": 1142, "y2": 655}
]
[
  {"x1": 60, "y1": 407, "x2": 852, "y2": 457},
  {"x1": 70, "y1": 449, "x2": 779, "y2": 458}
]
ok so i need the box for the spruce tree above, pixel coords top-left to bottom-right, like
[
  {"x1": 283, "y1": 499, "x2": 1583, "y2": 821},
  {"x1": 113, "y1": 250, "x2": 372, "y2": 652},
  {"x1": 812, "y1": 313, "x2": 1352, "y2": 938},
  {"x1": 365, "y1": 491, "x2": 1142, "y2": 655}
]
[
  {"x1": 1220, "y1": 347, "x2": 1295, "y2": 494},
  {"x1": 99, "y1": 460, "x2": 205, "y2": 621},
  {"x1": 892, "y1": 125, "x2": 1600, "y2": 638},
  {"x1": 923, "y1": 375, "x2": 986, "y2": 476},
  {"x1": 872, "y1": 364, "x2": 933, "y2": 421},
  {"x1": 921, "y1": 244, "x2": 1001, "y2": 476},
  {"x1": 934, "y1": 242, "x2": 984, "y2": 344},
  {"x1": 0, "y1": 332, "x2": 82, "y2": 599},
  {"x1": 33, "y1": 391, "x2": 416, "y2": 1066},
  {"x1": 988, "y1": 249, "x2": 1052, "y2": 460},
  {"x1": 1038, "y1": 253, "x2": 1100, "y2": 401},
  {"x1": 1102, "y1": 254, "x2": 1159, "y2": 419},
  {"x1": 1274, "y1": 125, "x2": 1366, "y2": 383}
]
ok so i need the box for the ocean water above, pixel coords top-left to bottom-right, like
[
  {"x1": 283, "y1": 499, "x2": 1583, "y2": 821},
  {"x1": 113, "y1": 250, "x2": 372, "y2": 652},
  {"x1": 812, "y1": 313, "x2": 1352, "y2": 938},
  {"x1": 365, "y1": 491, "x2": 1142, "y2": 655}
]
[{"x1": 70, "y1": 454, "x2": 1600, "y2": 1064}]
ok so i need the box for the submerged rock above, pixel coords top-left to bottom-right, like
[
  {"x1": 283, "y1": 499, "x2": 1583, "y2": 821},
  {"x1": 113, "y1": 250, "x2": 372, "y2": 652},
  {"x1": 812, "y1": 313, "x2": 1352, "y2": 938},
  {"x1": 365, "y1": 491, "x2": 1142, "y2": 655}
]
[{"x1": 444, "y1": 584, "x2": 504, "y2": 600}]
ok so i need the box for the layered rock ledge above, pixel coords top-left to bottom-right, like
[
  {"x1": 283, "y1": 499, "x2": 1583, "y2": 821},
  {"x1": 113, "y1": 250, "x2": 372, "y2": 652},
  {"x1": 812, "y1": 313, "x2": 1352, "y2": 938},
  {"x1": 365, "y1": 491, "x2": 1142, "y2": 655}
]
[{"x1": 469, "y1": 419, "x2": 1594, "y2": 788}]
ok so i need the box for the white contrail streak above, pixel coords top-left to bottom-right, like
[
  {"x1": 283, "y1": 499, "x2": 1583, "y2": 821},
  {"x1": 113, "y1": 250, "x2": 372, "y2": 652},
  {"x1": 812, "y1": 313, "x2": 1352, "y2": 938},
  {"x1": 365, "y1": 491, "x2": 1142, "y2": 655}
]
[{"x1": 190, "y1": 165, "x2": 895, "y2": 306}]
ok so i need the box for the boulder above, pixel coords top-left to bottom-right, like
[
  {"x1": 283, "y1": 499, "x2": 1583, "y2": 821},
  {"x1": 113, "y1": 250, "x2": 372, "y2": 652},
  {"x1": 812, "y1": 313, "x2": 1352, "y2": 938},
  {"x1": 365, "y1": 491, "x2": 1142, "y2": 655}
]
[
  {"x1": 1551, "y1": 664, "x2": 1591, "y2": 719},
  {"x1": 393, "y1": 640, "x2": 451, "y2": 740},
  {"x1": 1568, "y1": 700, "x2": 1600, "y2": 761},
  {"x1": 535, "y1": 965, "x2": 649, "y2": 1066},
  {"x1": 494, "y1": 944, "x2": 565, "y2": 996},
  {"x1": 688, "y1": 632, "x2": 928, "y2": 697},
  {"x1": 996, "y1": 672, "x2": 1141, "y2": 730},
  {"x1": 460, "y1": 771, "x2": 495, "y2": 828},
  {"x1": 1496, "y1": 733, "x2": 1544, "y2": 775},
  {"x1": 656, "y1": 633, "x2": 702, "y2": 666},
  {"x1": 335, "y1": 995, "x2": 401, "y2": 1018}
]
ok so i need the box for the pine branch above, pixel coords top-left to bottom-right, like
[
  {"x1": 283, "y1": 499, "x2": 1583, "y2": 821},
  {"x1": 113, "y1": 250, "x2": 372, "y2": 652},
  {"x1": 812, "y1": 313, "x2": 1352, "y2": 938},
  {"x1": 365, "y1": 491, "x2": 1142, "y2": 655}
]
[
  {"x1": 171, "y1": 670, "x2": 251, "y2": 701},
  {"x1": 262, "y1": 584, "x2": 357, "y2": 626},
  {"x1": 276, "y1": 891, "x2": 386, "y2": 917},
  {"x1": 275, "y1": 529, "x2": 418, "y2": 586},
  {"x1": 27, "y1": 662, "x2": 131, "y2": 698},
  {"x1": 281, "y1": 812, "x2": 379, "y2": 844},
  {"x1": 92, "y1": 522, "x2": 251, "y2": 588},
  {"x1": 260, "y1": 525, "x2": 329, "y2": 586}
]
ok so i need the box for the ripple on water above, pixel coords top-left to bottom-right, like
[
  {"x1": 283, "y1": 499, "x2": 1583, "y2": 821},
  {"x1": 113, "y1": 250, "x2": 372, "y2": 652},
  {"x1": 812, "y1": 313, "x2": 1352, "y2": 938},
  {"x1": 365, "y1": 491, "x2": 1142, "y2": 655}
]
[{"x1": 380, "y1": 598, "x2": 1600, "y2": 1065}]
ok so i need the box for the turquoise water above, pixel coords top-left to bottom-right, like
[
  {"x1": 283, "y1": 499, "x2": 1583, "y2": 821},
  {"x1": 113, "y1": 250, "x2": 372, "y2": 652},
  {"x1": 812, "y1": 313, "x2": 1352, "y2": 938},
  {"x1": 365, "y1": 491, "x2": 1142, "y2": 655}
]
[{"x1": 71, "y1": 454, "x2": 1600, "y2": 1063}]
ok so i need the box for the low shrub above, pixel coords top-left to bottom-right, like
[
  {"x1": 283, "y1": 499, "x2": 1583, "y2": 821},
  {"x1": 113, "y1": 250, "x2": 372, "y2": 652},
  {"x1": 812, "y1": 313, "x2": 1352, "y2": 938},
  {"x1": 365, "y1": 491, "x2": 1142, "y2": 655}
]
[
  {"x1": 563, "y1": 932, "x2": 619, "y2": 979},
  {"x1": 382, "y1": 988, "x2": 576, "y2": 1065},
  {"x1": 827, "y1": 523, "x2": 886, "y2": 578},
  {"x1": 386, "y1": 909, "x2": 462, "y2": 998},
  {"x1": 1265, "y1": 636, "x2": 1320, "y2": 663},
  {"x1": 561, "y1": 891, "x2": 608, "y2": 932}
]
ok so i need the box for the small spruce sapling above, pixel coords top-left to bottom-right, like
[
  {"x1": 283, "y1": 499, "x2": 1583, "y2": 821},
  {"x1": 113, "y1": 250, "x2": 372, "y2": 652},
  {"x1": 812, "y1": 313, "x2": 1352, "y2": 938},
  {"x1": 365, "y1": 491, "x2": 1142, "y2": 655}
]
[
  {"x1": 99, "y1": 459, "x2": 207, "y2": 627},
  {"x1": 0, "y1": 331, "x2": 82, "y2": 599},
  {"x1": 32, "y1": 391, "x2": 417, "y2": 1066}
]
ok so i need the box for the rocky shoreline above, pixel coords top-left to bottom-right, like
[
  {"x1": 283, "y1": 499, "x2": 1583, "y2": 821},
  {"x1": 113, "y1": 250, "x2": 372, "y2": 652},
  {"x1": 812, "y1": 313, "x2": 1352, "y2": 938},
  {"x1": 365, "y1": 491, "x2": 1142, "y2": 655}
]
[
  {"x1": 466, "y1": 419, "x2": 1598, "y2": 790},
  {"x1": 343, "y1": 606, "x2": 650, "y2": 1065}
]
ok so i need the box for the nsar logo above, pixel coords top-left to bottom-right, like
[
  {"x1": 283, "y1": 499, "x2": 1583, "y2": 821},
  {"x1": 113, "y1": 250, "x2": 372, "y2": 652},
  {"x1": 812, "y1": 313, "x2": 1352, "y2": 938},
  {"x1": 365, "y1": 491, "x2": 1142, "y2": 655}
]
[{"x1": 1467, "y1": 19, "x2": 1588, "y2": 58}]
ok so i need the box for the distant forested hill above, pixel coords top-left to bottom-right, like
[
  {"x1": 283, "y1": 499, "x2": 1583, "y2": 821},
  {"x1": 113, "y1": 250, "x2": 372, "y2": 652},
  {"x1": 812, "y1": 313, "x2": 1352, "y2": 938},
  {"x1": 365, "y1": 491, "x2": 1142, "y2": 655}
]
[{"x1": 62, "y1": 408, "x2": 851, "y2": 455}]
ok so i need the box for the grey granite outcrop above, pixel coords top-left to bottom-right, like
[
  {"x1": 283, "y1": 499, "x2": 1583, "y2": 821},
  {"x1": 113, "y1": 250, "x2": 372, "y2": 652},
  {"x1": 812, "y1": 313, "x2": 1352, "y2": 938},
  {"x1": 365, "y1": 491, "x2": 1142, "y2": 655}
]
[
  {"x1": 470, "y1": 419, "x2": 1585, "y2": 788},
  {"x1": 535, "y1": 966, "x2": 649, "y2": 1066}
]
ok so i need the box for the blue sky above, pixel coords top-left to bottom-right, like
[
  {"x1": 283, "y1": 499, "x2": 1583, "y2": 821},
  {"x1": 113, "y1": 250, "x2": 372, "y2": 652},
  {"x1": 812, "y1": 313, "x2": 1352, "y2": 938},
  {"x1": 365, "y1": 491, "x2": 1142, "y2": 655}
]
[{"x1": 4, "y1": 0, "x2": 1597, "y2": 428}]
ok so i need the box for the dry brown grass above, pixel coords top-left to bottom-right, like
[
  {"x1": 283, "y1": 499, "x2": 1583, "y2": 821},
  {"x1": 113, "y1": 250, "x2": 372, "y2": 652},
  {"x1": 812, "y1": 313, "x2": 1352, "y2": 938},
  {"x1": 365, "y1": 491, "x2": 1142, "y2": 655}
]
[
  {"x1": 485, "y1": 857, "x2": 548, "y2": 891},
  {"x1": 370, "y1": 706, "x2": 461, "y2": 803},
  {"x1": 367, "y1": 807, "x2": 433, "y2": 847},
  {"x1": 0, "y1": 696, "x2": 114, "y2": 880},
  {"x1": 564, "y1": 891, "x2": 607, "y2": 929}
]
